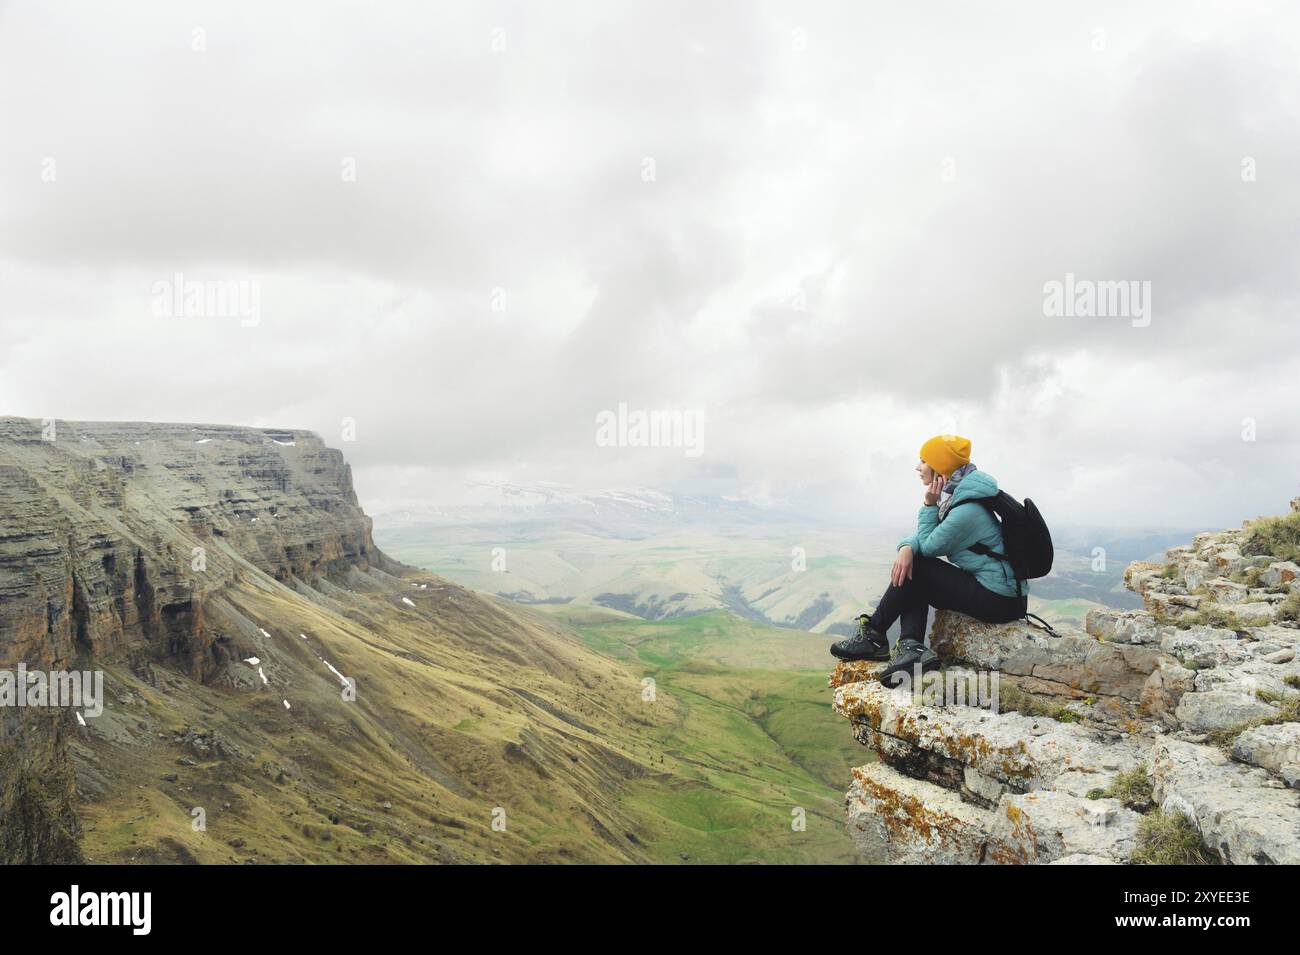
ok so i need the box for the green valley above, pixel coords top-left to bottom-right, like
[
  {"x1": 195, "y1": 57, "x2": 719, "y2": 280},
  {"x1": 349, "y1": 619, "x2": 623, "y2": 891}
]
[{"x1": 538, "y1": 606, "x2": 871, "y2": 863}]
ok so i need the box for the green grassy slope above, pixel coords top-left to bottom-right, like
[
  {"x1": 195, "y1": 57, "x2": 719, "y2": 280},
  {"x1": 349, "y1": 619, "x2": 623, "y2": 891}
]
[
  {"x1": 72, "y1": 568, "x2": 868, "y2": 864},
  {"x1": 537, "y1": 606, "x2": 869, "y2": 864},
  {"x1": 74, "y1": 569, "x2": 678, "y2": 864}
]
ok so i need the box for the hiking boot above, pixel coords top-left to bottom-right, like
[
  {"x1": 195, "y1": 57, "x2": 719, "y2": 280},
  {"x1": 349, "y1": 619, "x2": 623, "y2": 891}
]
[
  {"x1": 878, "y1": 637, "x2": 938, "y2": 686},
  {"x1": 830, "y1": 616, "x2": 891, "y2": 661}
]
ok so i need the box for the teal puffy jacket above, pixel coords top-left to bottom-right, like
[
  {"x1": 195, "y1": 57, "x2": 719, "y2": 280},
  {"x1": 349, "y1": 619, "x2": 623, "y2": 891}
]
[{"x1": 897, "y1": 470, "x2": 1025, "y2": 598}]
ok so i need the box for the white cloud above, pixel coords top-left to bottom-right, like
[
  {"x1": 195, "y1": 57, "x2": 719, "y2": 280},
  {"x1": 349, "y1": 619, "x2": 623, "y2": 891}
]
[{"x1": 2, "y1": 0, "x2": 1298, "y2": 530}]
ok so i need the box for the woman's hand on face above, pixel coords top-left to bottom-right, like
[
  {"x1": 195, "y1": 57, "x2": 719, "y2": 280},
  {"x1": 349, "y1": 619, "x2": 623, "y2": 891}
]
[
  {"x1": 923, "y1": 475, "x2": 945, "y2": 507},
  {"x1": 891, "y1": 545, "x2": 914, "y2": 586}
]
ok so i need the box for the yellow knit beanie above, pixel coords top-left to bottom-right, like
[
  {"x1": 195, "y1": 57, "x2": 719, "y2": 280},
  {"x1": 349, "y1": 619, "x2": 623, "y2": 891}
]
[{"x1": 919, "y1": 434, "x2": 971, "y2": 476}]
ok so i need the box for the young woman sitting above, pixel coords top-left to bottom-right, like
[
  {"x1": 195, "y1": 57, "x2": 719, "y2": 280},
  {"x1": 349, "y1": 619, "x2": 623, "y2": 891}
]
[{"x1": 830, "y1": 434, "x2": 1028, "y2": 685}]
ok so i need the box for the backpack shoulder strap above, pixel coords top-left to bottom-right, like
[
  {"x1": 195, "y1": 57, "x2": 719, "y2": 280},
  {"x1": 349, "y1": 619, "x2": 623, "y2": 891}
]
[
  {"x1": 1025, "y1": 612, "x2": 1058, "y2": 637},
  {"x1": 953, "y1": 495, "x2": 999, "y2": 515},
  {"x1": 960, "y1": 496, "x2": 1022, "y2": 597},
  {"x1": 959, "y1": 496, "x2": 1003, "y2": 558}
]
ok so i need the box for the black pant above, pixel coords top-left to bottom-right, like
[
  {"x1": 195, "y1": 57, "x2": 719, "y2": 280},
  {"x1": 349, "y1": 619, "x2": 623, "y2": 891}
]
[{"x1": 869, "y1": 556, "x2": 1027, "y2": 643}]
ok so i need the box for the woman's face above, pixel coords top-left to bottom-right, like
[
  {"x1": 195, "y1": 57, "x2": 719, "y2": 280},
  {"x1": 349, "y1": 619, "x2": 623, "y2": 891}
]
[{"x1": 916, "y1": 461, "x2": 936, "y2": 484}]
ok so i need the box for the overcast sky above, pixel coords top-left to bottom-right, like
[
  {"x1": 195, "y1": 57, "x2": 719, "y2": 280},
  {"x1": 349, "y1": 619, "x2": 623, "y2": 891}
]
[{"x1": 2, "y1": 0, "x2": 1299, "y2": 529}]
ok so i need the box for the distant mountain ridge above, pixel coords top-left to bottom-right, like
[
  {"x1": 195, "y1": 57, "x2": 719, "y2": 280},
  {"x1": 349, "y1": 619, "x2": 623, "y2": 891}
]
[
  {"x1": 376, "y1": 482, "x2": 1196, "y2": 634},
  {"x1": 373, "y1": 480, "x2": 812, "y2": 538}
]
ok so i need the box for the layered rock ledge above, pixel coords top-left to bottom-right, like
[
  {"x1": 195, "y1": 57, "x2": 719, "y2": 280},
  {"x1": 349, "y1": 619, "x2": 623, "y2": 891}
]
[
  {"x1": 833, "y1": 499, "x2": 1300, "y2": 865},
  {"x1": 0, "y1": 417, "x2": 384, "y2": 677},
  {"x1": 0, "y1": 418, "x2": 393, "y2": 861}
]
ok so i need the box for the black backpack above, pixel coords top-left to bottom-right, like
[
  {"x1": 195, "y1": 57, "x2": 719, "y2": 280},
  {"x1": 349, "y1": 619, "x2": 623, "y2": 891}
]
[{"x1": 960, "y1": 492, "x2": 1054, "y2": 596}]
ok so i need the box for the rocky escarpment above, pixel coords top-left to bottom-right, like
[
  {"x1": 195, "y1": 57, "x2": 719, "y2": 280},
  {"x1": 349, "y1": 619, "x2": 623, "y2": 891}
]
[
  {"x1": 0, "y1": 418, "x2": 383, "y2": 677},
  {"x1": 833, "y1": 499, "x2": 1300, "y2": 865},
  {"x1": 0, "y1": 417, "x2": 387, "y2": 861},
  {"x1": 2, "y1": 417, "x2": 681, "y2": 866}
]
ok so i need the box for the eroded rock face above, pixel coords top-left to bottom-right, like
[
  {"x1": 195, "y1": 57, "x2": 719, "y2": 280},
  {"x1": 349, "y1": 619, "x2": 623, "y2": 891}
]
[
  {"x1": 831, "y1": 662, "x2": 1150, "y2": 863},
  {"x1": 846, "y1": 763, "x2": 1009, "y2": 865},
  {"x1": 833, "y1": 501, "x2": 1300, "y2": 865},
  {"x1": 0, "y1": 418, "x2": 388, "y2": 862},
  {"x1": 833, "y1": 673, "x2": 1145, "y2": 795},
  {"x1": 0, "y1": 418, "x2": 383, "y2": 678}
]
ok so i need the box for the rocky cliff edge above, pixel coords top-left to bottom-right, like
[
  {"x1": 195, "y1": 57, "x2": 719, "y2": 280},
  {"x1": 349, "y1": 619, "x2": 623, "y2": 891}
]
[{"x1": 832, "y1": 498, "x2": 1300, "y2": 865}]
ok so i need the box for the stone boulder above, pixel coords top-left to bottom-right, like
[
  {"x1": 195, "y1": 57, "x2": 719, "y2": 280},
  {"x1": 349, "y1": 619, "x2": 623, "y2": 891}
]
[
  {"x1": 1174, "y1": 690, "x2": 1276, "y2": 734},
  {"x1": 930, "y1": 610, "x2": 1164, "y2": 705},
  {"x1": 1182, "y1": 560, "x2": 1212, "y2": 591},
  {"x1": 1262, "y1": 562, "x2": 1299, "y2": 587},
  {"x1": 1191, "y1": 654, "x2": 1300, "y2": 695},
  {"x1": 1147, "y1": 738, "x2": 1300, "y2": 864},
  {"x1": 1232, "y1": 723, "x2": 1300, "y2": 788},
  {"x1": 1228, "y1": 602, "x2": 1280, "y2": 625},
  {"x1": 990, "y1": 789, "x2": 1141, "y2": 864},
  {"x1": 1204, "y1": 579, "x2": 1249, "y2": 605},
  {"x1": 1139, "y1": 658, "x2": 1196, "y2": 723},
  {"x1": 1160, "y1": 625, "x2": 1259, "y2": 669},
  {"x1": 1086, "y1": 609, "x2": 1165, "y2": 646},
  {"x1": 1124, "y1": 562, "x2": 1166, "y2": 596}
]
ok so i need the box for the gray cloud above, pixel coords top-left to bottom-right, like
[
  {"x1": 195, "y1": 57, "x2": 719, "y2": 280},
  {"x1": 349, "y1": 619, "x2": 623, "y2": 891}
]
[{"x1": 2, "y1": 0, "x2": 1298, "y2": 529}]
